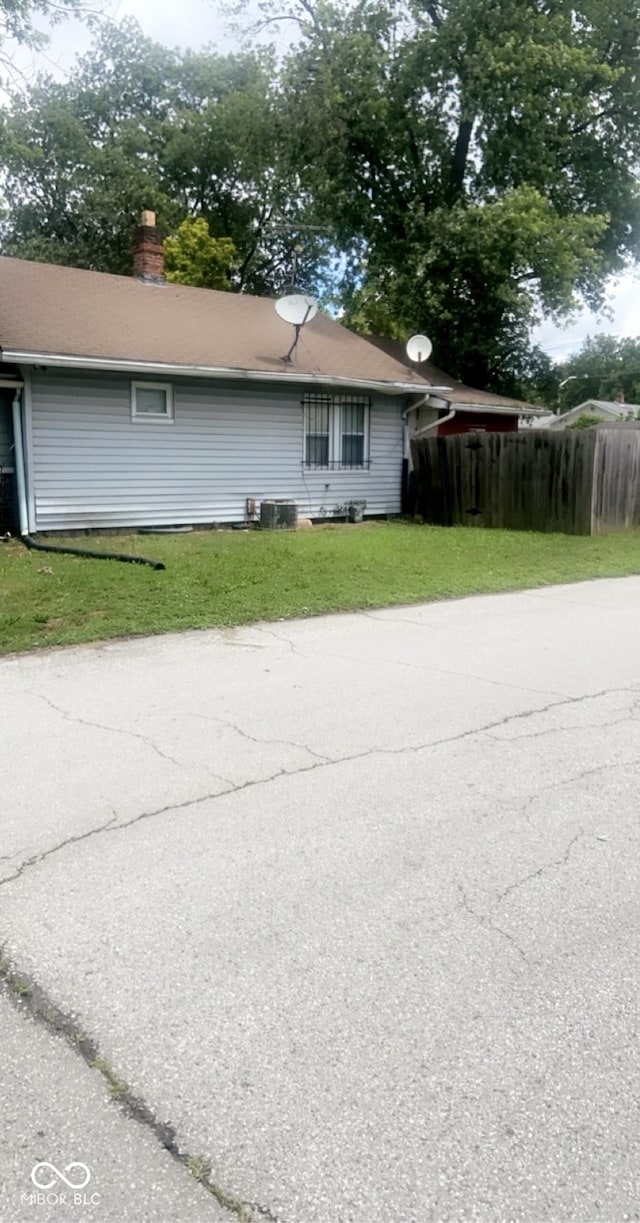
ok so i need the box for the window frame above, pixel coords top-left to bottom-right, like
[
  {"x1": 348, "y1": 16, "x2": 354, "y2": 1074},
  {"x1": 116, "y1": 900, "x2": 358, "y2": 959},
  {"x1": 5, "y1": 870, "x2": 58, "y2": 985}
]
[
  {"x1": 131, "y1": 381, "x2": 175, "y2": 424},
  {"x1": 302, "y1": 394, "x2": 371, "y2": 470}
]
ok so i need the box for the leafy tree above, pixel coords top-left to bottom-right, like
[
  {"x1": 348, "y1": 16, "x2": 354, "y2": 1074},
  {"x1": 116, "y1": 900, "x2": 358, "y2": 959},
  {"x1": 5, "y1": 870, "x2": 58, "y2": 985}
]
[
  {"x1": 164, "y1": 216, "x2": 236, "y2": 289},
  {"x1": 1, "y1": 0, "x2": 78, "y2": 73},
  {"x1": 0, "y1": 19, "x2": 331, "y2": 294},
  {"x1": 276, "y1": 0, "x2": 640, "y2": 390},
  {"x1": 0, "y1": 22, "x2": 182, "y2": 271},
  {"x1": 555, "y1": 334, "x2": 640, "y2": 411}
]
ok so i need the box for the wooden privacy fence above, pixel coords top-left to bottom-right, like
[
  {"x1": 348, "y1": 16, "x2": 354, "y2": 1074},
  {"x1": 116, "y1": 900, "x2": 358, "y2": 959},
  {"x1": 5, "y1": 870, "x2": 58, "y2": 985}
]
[{"x1": 411, "y1": 428, "x2": 640, "y2": 535}]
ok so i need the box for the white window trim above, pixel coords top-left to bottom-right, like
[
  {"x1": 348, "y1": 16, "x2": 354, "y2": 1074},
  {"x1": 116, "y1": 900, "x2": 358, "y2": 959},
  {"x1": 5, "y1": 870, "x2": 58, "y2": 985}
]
[
  {"x1": 131, "y1": 381, "x2": 174, "y2": 423},
  {"x1": 302, "y1": 395, "x2": 371, "y2": 470}
]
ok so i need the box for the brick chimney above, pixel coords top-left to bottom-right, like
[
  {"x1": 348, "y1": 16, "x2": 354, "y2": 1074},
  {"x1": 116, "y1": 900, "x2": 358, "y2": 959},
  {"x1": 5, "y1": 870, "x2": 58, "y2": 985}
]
[{"x1": 133, "y1": 210, "x2": 165, "y2": 283}]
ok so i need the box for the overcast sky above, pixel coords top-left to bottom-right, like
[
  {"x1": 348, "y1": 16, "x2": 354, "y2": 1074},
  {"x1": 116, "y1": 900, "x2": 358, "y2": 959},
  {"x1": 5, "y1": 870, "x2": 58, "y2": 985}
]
[{"x1": 10, "y1": 0, "x2": 639, "y2": 363}]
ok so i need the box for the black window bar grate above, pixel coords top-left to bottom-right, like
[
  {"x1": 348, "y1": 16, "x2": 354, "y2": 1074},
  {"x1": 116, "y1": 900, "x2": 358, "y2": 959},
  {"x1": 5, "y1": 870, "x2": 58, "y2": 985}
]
[{"x1": 303, "y1": 394, "x2": 371, "y2": 468}]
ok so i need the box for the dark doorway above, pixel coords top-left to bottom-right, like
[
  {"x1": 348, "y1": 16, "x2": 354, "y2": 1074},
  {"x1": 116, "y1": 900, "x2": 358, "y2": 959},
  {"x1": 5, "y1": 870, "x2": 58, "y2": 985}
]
[{"x1": 0, "y1": 394, "x2": 17, "y2": 533}]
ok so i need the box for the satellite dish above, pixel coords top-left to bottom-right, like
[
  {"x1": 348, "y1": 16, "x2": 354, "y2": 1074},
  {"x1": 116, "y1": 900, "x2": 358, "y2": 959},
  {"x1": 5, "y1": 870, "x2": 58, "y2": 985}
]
[
  {"x1": 406, "y1": 334, "x2": 433, "y2": 363},
  {"x1": 275, "y1": 293, "x2": 318, "y2": 326}
]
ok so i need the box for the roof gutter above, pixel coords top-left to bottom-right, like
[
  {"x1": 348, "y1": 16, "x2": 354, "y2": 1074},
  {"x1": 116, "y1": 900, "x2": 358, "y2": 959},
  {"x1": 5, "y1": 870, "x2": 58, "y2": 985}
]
[
  {"x1": 3, "y1": 349, "x2": 452, "y2": 398},
  {"x1": 404, "y1": 391, "x2": 545, "y2": 418}
]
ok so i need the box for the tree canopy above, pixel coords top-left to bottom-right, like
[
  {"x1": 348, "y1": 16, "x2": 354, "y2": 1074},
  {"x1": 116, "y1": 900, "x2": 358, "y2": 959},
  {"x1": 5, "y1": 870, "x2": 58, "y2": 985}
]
[
  {"x1": 1, "y1": 1, "x2": 639, "y2": 393},
  {"x1": 278, "y1": 0, "x2": 640, "y2": 388},
  {"x1": 1, "y1": 0, "x2": 78, "y2": 59},
  {"x1": 0, "y1": 19, "x2": 331, "y2": 293},
  {"x1": 555, "y1": 333, "x2": 640, "y2": 411}
]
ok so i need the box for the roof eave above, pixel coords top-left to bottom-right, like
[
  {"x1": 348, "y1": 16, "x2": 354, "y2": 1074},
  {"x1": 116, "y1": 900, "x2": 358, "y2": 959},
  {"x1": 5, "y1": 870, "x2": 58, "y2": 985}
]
[
  {"x1": 449, "y1": 401, "x2": 546, "y2": 416},
  {"x1": 6, "y1": 349, "x2": 451, "y2": 397},
  {"x1": 422, "y1": 390, "x2": 546, "y2": 416}
]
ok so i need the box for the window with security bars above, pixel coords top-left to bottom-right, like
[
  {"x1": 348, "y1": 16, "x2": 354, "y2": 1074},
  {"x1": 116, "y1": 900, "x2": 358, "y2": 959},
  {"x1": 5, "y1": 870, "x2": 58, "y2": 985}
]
[{"x1": 303, "y1": 395, "x2": 370, "y2": 468}]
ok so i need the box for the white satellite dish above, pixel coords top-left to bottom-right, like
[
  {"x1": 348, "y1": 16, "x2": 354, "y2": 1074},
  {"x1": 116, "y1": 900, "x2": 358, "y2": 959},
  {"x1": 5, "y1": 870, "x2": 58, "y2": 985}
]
[
  {"x1": 406, "y1": 334, "x2": 433, "y2": 363},
  {"x1": 275, "y1": 293, "x2": 318, "y2": 325}
]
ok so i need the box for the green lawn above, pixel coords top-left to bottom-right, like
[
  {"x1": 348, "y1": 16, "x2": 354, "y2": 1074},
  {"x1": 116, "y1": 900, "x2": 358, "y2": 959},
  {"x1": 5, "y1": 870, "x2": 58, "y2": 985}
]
[{"x1": 1, "y1": 521, "x2": 640, "y2": 656}]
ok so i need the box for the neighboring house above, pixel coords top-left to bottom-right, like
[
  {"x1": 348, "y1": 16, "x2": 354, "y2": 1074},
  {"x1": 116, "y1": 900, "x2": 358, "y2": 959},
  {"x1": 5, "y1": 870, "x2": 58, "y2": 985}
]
[
  {"x1": 0, "y1": 214, "x2": 457, "y2": 535},
  {"x1": 544, "y1": 399, "x2": 640, "y2": 430},
  {"x1": 365, "y1": 336, "x2": 543, "y2": 436}
]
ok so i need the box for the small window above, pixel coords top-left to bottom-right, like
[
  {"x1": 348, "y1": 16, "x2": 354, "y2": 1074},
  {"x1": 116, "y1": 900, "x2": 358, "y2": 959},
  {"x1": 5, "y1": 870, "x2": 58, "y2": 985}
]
[{"x1": 131, "y1": 382, "x2": 174, "y2": 422}]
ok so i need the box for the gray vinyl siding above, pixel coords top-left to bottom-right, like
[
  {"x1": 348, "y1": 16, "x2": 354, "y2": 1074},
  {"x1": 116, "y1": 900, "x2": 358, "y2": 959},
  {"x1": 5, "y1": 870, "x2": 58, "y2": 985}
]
[{"x1": 30, "y1": 371, "x2": 406, "y2": 531}]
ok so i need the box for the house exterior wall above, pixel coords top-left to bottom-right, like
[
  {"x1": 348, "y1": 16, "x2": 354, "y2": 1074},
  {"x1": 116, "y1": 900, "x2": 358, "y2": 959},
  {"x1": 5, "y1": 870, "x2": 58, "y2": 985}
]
[
  {"x1": 29, "y1": 370, "x2": 405, "y2": 531},
  {"x1": 410, "y1": 405, "x2": 440, "y2": 434},
  {"x1": 407, "y1": 404, "x2": 520, "y2": 443},
  {"x1": 438, "y1": 411, "x2": 519, "y2": 436}
]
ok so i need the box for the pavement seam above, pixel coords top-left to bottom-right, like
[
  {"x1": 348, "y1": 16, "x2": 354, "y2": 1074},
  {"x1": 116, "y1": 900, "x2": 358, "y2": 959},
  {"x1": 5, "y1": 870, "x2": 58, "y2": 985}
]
[
  {"x1": 2, "y1": 683, "x2": 639, "y2": 894},
  {"x1": 0, "y1": 950, "x2": 268, "y2": 1223}
]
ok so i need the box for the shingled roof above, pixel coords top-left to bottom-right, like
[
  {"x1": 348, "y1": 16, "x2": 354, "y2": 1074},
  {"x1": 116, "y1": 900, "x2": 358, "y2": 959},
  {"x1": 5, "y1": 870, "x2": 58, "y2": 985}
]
[{"x1": 0, "y1": 256, "x2": 436, "y2": 393}]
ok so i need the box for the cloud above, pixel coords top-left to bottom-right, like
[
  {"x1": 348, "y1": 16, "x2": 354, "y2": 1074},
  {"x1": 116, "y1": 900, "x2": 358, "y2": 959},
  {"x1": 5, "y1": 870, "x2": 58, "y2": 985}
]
[
  {"x1": 533, "y1": 271, "x2": 640, "y2": 362},
  {"x1": 7, "y1": 0, "x2": 236, "y2": 83}
]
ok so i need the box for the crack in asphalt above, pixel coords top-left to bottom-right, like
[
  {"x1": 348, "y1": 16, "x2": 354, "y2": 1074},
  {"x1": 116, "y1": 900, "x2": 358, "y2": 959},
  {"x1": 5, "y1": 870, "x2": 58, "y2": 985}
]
[
  {"x1": 29, "y1": 691, "x2": 186, "y2": 771},
  {"x1": 458, "y1": 828, "x2": 586, "y2": 966},
  {"x1": 3, "y1": 671, "x2": 638, "y2": 1220},
  {"x1": 458, "y1": 885, "x2": 530, "y2": 966},
  {"x1": 0, "y1": 817, "x2": 120, "y2": 891},
  {"x1": 188, "y1": 710, "x2": 331, "y2": 763},
  {"x1": 2, "y1": 682, "x2": 638, "y2": 893},
  {"x1": 252, "y1": 625, "x2": 303, "y2": 656},
  {"x1": 0, "y1": 951, "x2": 257, "y2": 1222},
  {"x1": 251, "y1": 617, "x2": 570, "y2": 702},
  {"x1": 358, "y1": 609, "x2": 526, "y2": 641},
  {"x1": 496, "y1": 829, "x2": 585, "y2": 907},
  {"x1": 301, "y1": 646, "x2": 571, "y2": 702},
  {"x1": 243, "y1": 1201, "x2": 286, "y2": 1222},
  {"x1": 484, "y1": 697, "x2": 640, "y2": 743}
]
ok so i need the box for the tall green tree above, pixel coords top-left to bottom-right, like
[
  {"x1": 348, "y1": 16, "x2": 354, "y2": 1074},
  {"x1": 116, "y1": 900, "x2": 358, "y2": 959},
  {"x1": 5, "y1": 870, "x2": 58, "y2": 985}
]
[
  {"x1": 555, "y1": 334, "x2": 640, "y2": 411},
  {"x1": 0, "y1": 19, "x2": 331, "y2": 294},
  {"x1": 277, "y1": 0, "x2": 640, "y2": 389}
]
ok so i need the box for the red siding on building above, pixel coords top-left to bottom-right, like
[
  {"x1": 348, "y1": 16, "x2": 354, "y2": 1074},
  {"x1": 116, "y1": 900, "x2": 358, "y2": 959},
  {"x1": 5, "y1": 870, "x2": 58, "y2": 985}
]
[{"x1": 438, "y1": 411, "x2": 519, "y2": 436}]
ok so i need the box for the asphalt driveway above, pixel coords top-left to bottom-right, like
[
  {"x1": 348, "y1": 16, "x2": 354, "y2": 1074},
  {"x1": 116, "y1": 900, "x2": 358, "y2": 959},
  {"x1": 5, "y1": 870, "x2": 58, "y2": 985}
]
[{"x1": 2, "y1": 578, "x2": 640, "y2": 1223}]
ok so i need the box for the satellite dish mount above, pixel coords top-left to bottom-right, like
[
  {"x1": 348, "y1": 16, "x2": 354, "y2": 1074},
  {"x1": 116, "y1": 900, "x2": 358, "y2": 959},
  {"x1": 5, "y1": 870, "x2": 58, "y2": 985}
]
[{"x1": 275, "y1": 293, "x2": 319, "y2": 364}]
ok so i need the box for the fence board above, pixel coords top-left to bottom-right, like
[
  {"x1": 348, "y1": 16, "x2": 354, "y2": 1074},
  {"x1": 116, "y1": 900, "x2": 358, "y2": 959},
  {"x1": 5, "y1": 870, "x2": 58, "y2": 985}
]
[
  {"x1": 591, "y1": 430, "x2": 640, "y2": 533},
  {"x1": 410, "y1": 428, "x2": 640, "y2": 535}
]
